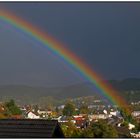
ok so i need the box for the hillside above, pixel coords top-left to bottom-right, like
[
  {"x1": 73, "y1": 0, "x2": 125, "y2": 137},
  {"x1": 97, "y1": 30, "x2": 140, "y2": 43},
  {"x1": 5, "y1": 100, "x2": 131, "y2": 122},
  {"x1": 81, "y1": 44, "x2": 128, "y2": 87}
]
[
  {"x1": 0, "y1": 78, "x2": 139, "y2": 105},
  {"x1": 0, "y1": 84, "x2": 99, "y2": 105},
  {"x1": 109, "y1": 78, "x2": 140, "y2": 91}
]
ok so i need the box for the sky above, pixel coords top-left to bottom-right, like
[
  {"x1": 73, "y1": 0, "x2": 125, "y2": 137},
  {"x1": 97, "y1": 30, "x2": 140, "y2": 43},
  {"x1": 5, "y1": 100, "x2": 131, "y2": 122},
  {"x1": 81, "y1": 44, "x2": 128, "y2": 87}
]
[{"x1": 0, "y1": 2, "x2": 140, "y2": 87}]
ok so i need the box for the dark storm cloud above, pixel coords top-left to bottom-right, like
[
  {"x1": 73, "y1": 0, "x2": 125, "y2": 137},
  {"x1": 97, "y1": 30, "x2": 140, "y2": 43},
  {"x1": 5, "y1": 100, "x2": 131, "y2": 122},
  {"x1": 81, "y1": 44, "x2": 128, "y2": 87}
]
[{"x1": 0, "y1": 2, "x2": 140, "y2": 86}]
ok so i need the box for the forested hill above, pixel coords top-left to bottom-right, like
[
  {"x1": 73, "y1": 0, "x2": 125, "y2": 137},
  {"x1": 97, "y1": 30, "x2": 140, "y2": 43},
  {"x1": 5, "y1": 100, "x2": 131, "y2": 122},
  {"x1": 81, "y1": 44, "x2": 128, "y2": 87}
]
[
  {"x1": 109, "y1": 78, "x2": 140, "y2": 91},
  {"x1": 0, "y1": 78, "x2": 139, "y2": 104}
]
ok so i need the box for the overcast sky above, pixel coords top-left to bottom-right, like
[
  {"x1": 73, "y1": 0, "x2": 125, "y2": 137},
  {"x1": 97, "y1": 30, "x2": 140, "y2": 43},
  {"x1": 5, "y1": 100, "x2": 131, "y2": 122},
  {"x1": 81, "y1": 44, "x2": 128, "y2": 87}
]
[{"x1": 0, "y1": 2, "x2": 140, "y2": 87}]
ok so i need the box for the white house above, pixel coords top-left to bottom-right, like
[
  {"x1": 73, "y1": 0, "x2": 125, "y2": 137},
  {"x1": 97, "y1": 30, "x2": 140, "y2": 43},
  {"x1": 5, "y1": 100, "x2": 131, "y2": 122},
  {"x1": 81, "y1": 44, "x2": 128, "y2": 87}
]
[
  {"x1": 132, "y1": 111, "x2": 140, "y2": 117},
  {"x1": 128, "y1": 123, "x2": 135, "y2": 130},
  {"x1": 110, "y1": 110, "x2": 121, "y2": 117},
  {"x1": 58, "y1": 105, "x2": 65, "y2": 110},
  {"x1": 38, "y1": 110, "x2": 47, "y2": 114},
  {"x1": 26, "y1": 111, "x2": 40, "y2": 119},
  {"x1": 131, "y1": 132, "x2": 140, "y2": 138},
  {"x1": 88, "y1": 114, "x2": 109, "y2": 121},
  {"x1": 37, "y1": 110, "x2": 48, "y2": 118},
  {"x1": 57, "y1": 116, "x2": 69, "y2": 123}
]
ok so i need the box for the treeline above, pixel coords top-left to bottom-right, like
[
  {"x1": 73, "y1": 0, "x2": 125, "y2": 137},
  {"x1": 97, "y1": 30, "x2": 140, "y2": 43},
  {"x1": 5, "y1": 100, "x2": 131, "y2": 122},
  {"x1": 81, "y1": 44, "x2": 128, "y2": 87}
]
[
  {"x1": 61, "y1": 120, "x2": 119, "y2": 138},
  {"x1": 0, "y1": 99, "x2": 21, "y2": 118}
]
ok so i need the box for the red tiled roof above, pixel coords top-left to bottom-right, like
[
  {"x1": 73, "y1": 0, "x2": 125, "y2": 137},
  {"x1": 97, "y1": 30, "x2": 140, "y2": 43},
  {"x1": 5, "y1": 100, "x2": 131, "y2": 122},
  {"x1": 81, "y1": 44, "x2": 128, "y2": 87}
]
[
  {"x1": 74, "y1": 117, "x2": 85, "y2": 121},
  {"x1": 10, "y1": 115, "x2": 23, "y2": 119}
]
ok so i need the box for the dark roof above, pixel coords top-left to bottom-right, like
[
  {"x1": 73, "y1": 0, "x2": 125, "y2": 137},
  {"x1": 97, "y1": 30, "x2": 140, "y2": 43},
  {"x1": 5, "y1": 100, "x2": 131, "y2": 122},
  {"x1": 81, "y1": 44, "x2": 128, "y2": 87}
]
[{"x1": 0, "y1": 119, "x2": 64, "y2": 138}]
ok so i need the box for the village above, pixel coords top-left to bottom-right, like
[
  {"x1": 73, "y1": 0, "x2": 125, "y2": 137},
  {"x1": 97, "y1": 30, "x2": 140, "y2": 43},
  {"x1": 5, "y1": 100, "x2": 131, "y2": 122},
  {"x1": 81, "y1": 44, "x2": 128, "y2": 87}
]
[{"x1": 0, "y1": 99, "x2": 139, "y2": 138}]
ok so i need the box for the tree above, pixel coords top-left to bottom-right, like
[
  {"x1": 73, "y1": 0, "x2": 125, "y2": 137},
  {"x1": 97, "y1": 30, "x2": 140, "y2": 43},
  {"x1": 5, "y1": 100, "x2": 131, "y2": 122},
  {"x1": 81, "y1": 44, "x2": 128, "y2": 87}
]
[
  {"x1": 121, "y1": 121, "x2": 129, "y2": 127},
  {"x1": 61, "y1": 121, "x2": 82, "y2": 138},
  {"x1": 120, "y1": 107, "x2": 135, "y2": 123},
  {"x1": 81, "y1": 126, "x2": 94, "y2": 138},
  {"x1": 131, "y1": 122, "x2": 140, "y2": 133},
  {"x1": 61, "y1": 120, "x2": 118, "y2": 138},
  {"x1": 5, "y1": 99, "x2": 22, "y2": 115},
  {"x1": 79, "y1": 105, "x2": 89, "y2": 114},
  {"x1": 91, "y1": 120, "x2": 118, "y2": 138},
  {"x1": 63, "y1": 101, "x2": 76, "y2": 116}
]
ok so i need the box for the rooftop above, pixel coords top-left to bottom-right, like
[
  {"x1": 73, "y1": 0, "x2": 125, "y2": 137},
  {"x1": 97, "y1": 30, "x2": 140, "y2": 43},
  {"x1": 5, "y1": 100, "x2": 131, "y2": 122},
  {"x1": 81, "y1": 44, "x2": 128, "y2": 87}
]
[{"x1": 0, "y1": 119, "x2": 64, "y2": 138}]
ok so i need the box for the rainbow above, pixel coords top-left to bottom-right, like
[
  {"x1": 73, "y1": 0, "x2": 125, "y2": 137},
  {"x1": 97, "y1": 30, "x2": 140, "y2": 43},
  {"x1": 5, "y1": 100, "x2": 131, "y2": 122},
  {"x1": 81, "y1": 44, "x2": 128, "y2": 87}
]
[{"x1": 0, "y1": 9, "x2": 128, "y2": 108}]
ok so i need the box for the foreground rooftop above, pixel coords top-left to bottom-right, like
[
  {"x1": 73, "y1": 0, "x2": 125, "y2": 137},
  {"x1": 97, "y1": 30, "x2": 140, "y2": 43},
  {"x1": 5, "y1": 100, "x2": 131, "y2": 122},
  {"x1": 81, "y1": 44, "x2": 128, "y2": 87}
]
[{"x1": 0, "y1": 119, "x2": 64, "y2": 138}]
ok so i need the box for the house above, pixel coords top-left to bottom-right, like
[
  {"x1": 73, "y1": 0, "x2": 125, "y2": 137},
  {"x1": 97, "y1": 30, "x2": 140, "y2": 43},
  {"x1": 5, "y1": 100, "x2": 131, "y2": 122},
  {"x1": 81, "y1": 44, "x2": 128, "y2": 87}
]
[
  {"x1": 37, "y1": 109, "x2": 48, "y2": 118},
  {"x1": 47, "y1": 110, "x2": 53, "y2": 116},
  {"x1": 88, "y1": 111, "x2": 109, "y2": 121},
  {"x1": 88, "y1": 105, "x2": 97, "y2": 109},
  {"x1": 131, "y1": 132, "x2": 140, "y2": 138},
  {"x1": 93, "y1": 114, "x2": 109, "y2": 120},
  {"x1": 110, "y1": 110, "x2": 121, "y2": 117},
  {"x1": 135, "y1": 114, "x2": 140, "y2": 122},
  {"x1": 128, "y1": 123, "x2": 135, "y2": 130},
  {"x1": 132, "y1": 111, "x2": 140, "y2": 117},
  {"x1": 24, "y1": 105, "x2": 32, "y2": 112},
  {"x1": 57, "y1": 116, "x2": 69, "y2": 123},
  {"x1": 57, "y1": 105, "x2": 65, "y2": 110},
  {"x1": 107, "y1": 115, "x2": 123, "y2": 126},
  {"x1": 52, "y1": 116, "x2": 62, "y2": 121},
  {"x1": 57, "y1": 116, "x2": 76, "y2": 124},
  {"x1": 0, "y1": 104, "x2": 5, "y2": 113},
  {"x1": 26, "y1": 111, "x2": 40, "y2": 119},
  {"x1": 93, "y1": 100, "x2": 101, "y2": 103},
  {"x1": 73, "y1": 115, "x2": 88, "y2": 129},
  {"x1": 38, "y1": 109, "x2": 47, "y2": 114},
  {"x1": 0, "y1": 119, "x2": 64, "y2": 138}
]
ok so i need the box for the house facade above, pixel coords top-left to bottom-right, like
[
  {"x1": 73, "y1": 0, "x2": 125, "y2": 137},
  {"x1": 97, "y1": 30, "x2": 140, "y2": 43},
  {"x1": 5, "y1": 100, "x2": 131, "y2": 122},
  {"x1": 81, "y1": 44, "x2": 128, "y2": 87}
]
[
  {"x1": 26, "y1": 111, "x2": 40, "y2": 119},
  {"x1": 132, "y1": 111, "x2": 140, "y2": 117}
]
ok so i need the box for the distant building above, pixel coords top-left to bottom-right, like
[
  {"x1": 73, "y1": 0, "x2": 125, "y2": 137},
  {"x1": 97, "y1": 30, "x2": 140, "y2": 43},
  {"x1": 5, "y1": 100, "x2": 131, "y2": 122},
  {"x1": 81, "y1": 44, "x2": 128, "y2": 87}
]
[
  {"x1": 93, "y1": 100, "x2": 101, "y2": 103},
  {"x1": 108, "y1": 115, "x2": 123, "y2": 126},
  {"x1": 46, "y1": 110, "x2": 53, "y2": 116},
  {"x1": 88, "y1": 114, "x2": 109, "y2": 121},
  {"x1": 131, "y1": 132, "x2": 140, "y2": 138},
  {"x1": 73, "y1": 115, "x2": 88, "y2": 129},
  {"x1": 88, "y1": 105, "x2": 97, "y2": 109},
  {"x1": 128, "y1": 123, "x2": 135, "y2": 130},
  {"x1": 132, "y1": 111, "x2": 140, "y2": 117},
  {"x1": 37, "y1": 110, "x2": 48, "y2": 118},
  {"x1": 57, "y1": 105, "x2": 65, "y2": 110},
  {"x1": 26, "y1": 111, "x2": 40, "y2": 119},
  {"x1": 57, "y1": 116, "x2": 69, "y2": 123},
  {"x1": 110, "y1": 110, "x2": 121, "y2": 117}
]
